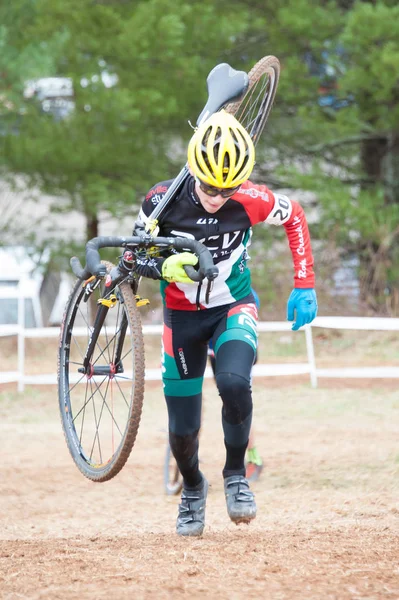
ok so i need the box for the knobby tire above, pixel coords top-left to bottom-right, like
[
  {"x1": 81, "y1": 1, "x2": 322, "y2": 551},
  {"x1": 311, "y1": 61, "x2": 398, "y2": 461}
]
[{"x1": 224, "y1": 55, "x2": 280, "y2": 145}]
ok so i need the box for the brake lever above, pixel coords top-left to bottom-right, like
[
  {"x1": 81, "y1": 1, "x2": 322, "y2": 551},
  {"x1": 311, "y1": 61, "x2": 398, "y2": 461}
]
[
  {"x1": 205, "y1": 279, "x2": 214, "y2": 305},
  {"x1": 183, "y1": 263, "x2": 217, "y2": 305},
  {"x1": 82, "y1": 276, "x2": 102, "y2": 302}
]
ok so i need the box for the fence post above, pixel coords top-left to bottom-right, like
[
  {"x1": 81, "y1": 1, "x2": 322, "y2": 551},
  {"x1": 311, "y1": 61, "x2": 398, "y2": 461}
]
[
  {"x1": 17, "y1": 285, "x2": 25, "y2": 393},
  {"x1": 305, "y1": 324, "x2": 317, "y2": 388}
]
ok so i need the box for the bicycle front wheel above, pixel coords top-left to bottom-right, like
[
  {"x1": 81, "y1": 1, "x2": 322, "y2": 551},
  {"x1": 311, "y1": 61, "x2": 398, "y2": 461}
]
[
  {"x1": 58, "y1": 261, "x2": 145, "y2": 482},
  {"x1": 224, "y1": 55, "x2": 280, "y2": 145}
]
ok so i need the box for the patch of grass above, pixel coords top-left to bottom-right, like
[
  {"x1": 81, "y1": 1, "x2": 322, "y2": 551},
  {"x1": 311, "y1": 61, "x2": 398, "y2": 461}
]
[
  {"x1": 312, "y1": 330, "x2": 399, "y2": 367},
  {"x1": 1, "y1": 327, "x2": 399, "y2": 378},
  {"x1": 0, "y1": 387, "x2": 57, "y2": 423},
  {"x1": 253, "y1": 384, "x2": 399, "y2": 420}
]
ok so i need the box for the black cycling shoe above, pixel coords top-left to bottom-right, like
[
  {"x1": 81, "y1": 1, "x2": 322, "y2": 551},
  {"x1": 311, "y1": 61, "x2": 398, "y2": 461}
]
[
  {"x1": 176, "y1": 477, "x2": 209, "y2": 537},
  {"x1": 224, "y1": 475, "x2": 256, "y2": 524}
]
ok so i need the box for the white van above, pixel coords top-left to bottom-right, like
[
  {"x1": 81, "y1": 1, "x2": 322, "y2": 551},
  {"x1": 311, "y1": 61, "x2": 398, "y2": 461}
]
[{"x1": 0, "y1": 247, "x2": 70, "y2": 328}]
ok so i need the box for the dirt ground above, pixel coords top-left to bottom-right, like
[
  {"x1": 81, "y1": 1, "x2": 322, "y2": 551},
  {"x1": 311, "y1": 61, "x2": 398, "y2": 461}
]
[{"x1": 1, "y1": 372, "x2": 399, "y2": 600}]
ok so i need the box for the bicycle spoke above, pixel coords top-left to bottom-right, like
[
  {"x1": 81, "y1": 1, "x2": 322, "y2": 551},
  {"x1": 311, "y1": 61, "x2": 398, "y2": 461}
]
[
  {"x1": 239, "y1": 80, "x2": 269, "y2": 135},
  {"x1": 92, "y1": 288, "x2": 127, "y2": 363},
  {"x1": 68, "y1": 372, "x2": 86, "y2": 394},
  {"x1": 71, "y1": 333, "x2": 87, "y2": 363},
  {"x1": 78, "y1": 379, "x2": 89, "y2": 448},
  {"x1": 68, "y1": 360, "x2": 85, "y2": 367},
  {"x1": 114, "y1": 374, "x2": 134, "y2": 382},
  {"x1": 114, "y1": 376, "x2": 132, "y2": 410},
  {"x1": 226, "y1": 57, "x2": 280, "y2": 147},
  {"x1": 118, "y1": 346, "x2": 133, "y2": 366},
  {"x1": 72, "y1": 376, "x2": 108, "y2": 422},
  {"x1": 89, "y1": 378, "x2": 103, "y2": 464},
  {"x1": 90, "y1": 375, "x2": 124, "y2": 438},
  {"x1": 90, "y1": 321, "x2": 126, "y2": 368},
  {"x1": 102, "y1": 320, "x2": 112, "y2": 365},
  {"x1": 237, "y1": 80, "x2": 268, "y2": 122},
  {"x1": 77, "y1": 303, "x2": 94, "y2": 334},
  {"x1": 91, "y1": 377, "x2": 114, "y2": 464}
]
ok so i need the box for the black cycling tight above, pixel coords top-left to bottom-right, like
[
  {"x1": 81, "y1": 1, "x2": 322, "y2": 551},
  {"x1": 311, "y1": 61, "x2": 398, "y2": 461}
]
[{"x1": 163, "y1": 295, "x2": 258, "y2": 487}]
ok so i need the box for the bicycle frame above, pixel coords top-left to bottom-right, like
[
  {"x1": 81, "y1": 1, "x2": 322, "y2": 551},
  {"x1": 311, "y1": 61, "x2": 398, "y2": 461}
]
[{"x1": 71, "y1": 234, "x2": 219, "y2": 374}]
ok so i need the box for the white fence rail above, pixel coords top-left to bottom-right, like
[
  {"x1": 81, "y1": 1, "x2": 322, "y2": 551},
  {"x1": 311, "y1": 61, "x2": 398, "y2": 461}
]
[{"x1": 2, "y1": 316, "x2": 399, "y2": 391}]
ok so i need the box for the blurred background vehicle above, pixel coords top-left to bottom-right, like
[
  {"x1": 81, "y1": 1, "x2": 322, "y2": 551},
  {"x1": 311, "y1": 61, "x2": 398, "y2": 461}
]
[{"x1": 0, "y1": 246, "x2": 70, "y2": 327}]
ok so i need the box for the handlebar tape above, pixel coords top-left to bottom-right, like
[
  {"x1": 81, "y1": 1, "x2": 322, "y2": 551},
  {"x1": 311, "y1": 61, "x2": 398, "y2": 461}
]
[{"x1": 70, "y1": 235, "x2": 219, "y2": 283}]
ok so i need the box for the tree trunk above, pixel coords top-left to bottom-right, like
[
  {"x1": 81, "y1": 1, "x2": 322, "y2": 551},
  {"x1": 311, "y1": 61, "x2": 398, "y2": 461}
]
[
  {"x1": 360, "y1": 135, "x2": 388, "y2": 188},
  {"x1": 86, "y1": 213, "x2": 99, "y2": 241},
  {"x1": 86, "y1": 213, "x2": 100, "y2": 326},
  {"x1": 359, "y1": 132, "x2": 399, "y2": 312}
]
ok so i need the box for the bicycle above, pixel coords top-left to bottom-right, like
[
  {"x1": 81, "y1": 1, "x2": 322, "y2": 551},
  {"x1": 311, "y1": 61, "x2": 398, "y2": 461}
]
[{"x1": 58, "y1": 55, "x2": 280, "y2": 483}]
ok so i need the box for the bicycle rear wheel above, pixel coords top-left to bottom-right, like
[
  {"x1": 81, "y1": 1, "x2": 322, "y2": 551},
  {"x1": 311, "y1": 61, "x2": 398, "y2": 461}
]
[
  {"x1": 58, "y1": 261, "x2": 145, "y2": 482},
  {"x1": 224, "y1": 55, "x2": 280, "y2": 145}
]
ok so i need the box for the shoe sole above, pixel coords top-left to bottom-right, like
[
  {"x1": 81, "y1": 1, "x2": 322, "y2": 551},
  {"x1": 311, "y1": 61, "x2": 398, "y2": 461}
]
[
  {"x1": 230, "y1": 513, "x2": 256, "y2": 525},
  {"x1": 177, "y1": 526, "x2": 205, "y2": 537}
]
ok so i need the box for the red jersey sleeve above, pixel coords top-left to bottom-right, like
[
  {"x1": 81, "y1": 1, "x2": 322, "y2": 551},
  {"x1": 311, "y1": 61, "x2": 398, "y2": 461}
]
[
  {"x1": 283, "y1": 201, "x2": 315, "y2": 288},
  {"x1": 233, "y1": 180, "x2": 315, "y2": 288}
]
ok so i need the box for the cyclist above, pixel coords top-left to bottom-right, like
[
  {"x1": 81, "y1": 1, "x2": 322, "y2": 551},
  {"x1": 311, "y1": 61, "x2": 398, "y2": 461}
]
[{"x1": 134, "y1": 110, "x2": 318, "y2": 537}]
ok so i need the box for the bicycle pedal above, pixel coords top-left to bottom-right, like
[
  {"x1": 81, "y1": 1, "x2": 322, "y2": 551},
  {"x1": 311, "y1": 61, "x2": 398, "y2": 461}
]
[
  {"x1": 135, "y1": 295, "x2": 150, "y2": 307},
  {"x1": 97, "y1": 294, "x2": 118, "y2": 308}
]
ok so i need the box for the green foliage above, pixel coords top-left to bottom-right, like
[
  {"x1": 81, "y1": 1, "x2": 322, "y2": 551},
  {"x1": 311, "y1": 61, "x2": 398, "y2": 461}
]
[
  {"x1": 238, "y1": 0, "x2": 399, "y2": 313},
  {"x1": 340, "y1": 2, "x2": 399, "y2": 127},
  {"x1": 1, "y1": 0, "x2": 399, "y2": 313},
  {"x1": 0, "y1": 0, "x2": 249, "y2": 241}
]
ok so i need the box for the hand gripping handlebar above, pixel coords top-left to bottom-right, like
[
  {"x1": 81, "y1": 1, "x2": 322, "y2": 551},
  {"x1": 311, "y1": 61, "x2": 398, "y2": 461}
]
[{"x1": 70, "y1": 235, "x2": 219, "y2": 283}]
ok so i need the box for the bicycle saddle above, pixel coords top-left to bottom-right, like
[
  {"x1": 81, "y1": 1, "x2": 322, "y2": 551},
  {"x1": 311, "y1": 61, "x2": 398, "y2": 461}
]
[{"x1": 196, "y1": 63, "x2": 249, "y2": 126}]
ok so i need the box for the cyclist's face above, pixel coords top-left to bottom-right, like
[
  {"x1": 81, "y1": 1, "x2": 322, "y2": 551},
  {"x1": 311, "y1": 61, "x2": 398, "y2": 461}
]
[{"x1": 194, "y1": 180, "x2": 238, "y2": 214}]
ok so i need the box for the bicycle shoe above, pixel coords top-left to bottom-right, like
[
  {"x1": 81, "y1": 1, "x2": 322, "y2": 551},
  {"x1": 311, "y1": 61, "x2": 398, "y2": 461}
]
[
  {"x1": 176, "y1": 477, "x2": 209, "y2": 537},
  {"x1": 224, "y1": 475, "x2": 256, "y2": 524}
]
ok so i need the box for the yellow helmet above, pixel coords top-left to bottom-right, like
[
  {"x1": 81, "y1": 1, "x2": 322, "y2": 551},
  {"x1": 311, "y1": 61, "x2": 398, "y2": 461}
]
[{"x1": 187, "y1": 110, "x2": 255, "y2": 188}]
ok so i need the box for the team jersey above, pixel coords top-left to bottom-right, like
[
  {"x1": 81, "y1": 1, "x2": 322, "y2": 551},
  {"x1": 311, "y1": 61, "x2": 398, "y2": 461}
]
[{"x1": 135, "y1": 176, "x2": 315, "y2": 311}]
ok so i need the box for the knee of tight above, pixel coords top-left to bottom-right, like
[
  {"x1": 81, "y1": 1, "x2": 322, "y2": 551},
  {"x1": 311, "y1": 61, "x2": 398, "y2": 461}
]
[
  {"x1": 215, "y1": 371, "x2": 253, "y2": 422},
  {"x1": 169, "y1": 430, "x2": 199, "y2": 459}
]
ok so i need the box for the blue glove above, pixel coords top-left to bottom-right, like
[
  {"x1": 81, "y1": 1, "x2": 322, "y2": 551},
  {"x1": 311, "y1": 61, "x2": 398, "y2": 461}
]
[{"x1": 287, "y1": 288, "x2": 318, "y2": 331}]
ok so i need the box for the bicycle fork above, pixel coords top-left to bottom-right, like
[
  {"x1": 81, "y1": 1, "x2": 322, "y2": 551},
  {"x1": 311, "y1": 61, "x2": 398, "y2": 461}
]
[{"x1": 78, "y1": 300, "x2": 128, "y2": 378}]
